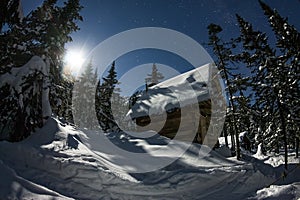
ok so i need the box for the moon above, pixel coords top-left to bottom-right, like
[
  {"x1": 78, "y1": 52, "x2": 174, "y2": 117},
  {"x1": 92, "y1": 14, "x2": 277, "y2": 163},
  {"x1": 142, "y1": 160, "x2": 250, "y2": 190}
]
[{"x1": 64, "y1": 50, "x2": 85, "y2": 74}]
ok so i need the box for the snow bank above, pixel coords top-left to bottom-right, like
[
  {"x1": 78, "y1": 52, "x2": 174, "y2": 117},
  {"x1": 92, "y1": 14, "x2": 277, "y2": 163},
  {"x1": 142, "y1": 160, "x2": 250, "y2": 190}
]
[
  {"x1": 214, "y1": 145, "x2": 232, "y2": 157},
  {"x1": 0, "y1": 160, "x2": 71, "y2": 200},
  {"x1": 0, "y1": 118, "x2": 298, "y2": 199},
  {"x1": 250, "y1": 183, "x2": 300, "y2": 200}
]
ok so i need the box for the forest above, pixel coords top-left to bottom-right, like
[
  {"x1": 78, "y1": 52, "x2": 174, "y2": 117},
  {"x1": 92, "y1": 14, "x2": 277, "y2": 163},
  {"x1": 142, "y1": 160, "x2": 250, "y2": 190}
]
[
  {"x1": 0, "y1": 1, "x2": 299, "y2": 198},
  {"x1": 0, "y1": 0, "x2": 299, "y2": 168}
]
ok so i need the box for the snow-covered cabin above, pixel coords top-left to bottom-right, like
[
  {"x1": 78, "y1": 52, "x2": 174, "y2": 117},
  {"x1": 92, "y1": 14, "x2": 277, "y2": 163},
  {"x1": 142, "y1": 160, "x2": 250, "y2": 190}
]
[{"x1": 127, "y1": 63, "x2": 223, "y2": 144}]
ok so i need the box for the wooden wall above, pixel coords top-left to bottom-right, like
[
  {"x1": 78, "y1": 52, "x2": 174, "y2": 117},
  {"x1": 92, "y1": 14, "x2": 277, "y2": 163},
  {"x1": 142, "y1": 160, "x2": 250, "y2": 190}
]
[{"x1": 135, "y1": 99, "x2": 212, "y2": 144}]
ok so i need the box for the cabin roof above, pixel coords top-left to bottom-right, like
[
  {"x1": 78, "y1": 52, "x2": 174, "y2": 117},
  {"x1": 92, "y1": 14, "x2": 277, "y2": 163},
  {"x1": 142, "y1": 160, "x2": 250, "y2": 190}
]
[{"x1": 127, "y1": 63, "x2": 212, "y2": 119}]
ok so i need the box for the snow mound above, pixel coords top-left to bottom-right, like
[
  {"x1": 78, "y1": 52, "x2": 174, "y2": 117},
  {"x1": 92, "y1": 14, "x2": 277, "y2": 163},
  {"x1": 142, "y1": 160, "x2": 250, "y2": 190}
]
[
  {"x1": 215, "y1": 145, "x2": 232, "y2": 157},
  {"x1": 0, "y1": 118, "x2": 298, "y2": 199},
  {"x1": 250, "y1": 183, "x2": 300, "y2": 200},
  {"x1": 0, "y1": 160, "x2": 71, "y2": 200}
]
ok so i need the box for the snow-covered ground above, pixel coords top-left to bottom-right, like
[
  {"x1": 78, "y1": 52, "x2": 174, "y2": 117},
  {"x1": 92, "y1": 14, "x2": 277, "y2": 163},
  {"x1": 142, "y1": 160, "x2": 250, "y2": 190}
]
[{"x1": 0, "y1": 118, "x2": 299, "y2": 200}]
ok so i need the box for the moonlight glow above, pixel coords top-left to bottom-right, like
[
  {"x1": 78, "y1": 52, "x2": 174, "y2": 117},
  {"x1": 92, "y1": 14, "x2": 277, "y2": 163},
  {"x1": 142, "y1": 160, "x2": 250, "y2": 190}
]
[{"x1": 64, "y1": 50, "x2": 85, "y2": 73}]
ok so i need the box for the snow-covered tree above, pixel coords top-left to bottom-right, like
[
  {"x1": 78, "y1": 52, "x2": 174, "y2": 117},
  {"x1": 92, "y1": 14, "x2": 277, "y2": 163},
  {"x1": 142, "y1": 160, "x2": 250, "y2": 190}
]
[
  {"x1": 0, "y1": 56, "x2": 51, "y2": 141},
  {"x1": 145, "y1": 63, "x2": 164, "y2": 86},
  {"x1": 96, "y1": 62, "x2": 121, "y2": 132},
  {"x1": 207, "y1": 23, "x2": 241, "y2": 159},
  {"x1": 235, "y1": 0, "x2": 300, "y2": 167},
  {"x1": 0, "y1": 0, "x2": 82, "y2": 141},
  {"x1": 111, "y1": 89, "x2": 129, "y2": 131},
  {"x1": 72, "y1": 60, "x2": 98, "y2": 129},
  {"x1": 0, "y1": 0, "x2": 23, "y2": 32},
  {"x1": 259, "y1": 0, "x2": 300, "y2": 159},
  {"x1": 235, "y1": 14, "x2": 275, "y2": 153}
]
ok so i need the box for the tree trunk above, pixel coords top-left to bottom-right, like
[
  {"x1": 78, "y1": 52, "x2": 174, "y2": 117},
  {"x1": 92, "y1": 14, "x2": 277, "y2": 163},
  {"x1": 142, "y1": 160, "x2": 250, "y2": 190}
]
[
  {"x1": 230, "y1": 121, "x2": 235, "y2": 151},
  {"x1": 13, "y1": 107, "x2": 26, "y2": 142},
  {"x1": 223, "y1": 123, "x2": 229, "y2": 147},
  {"x1": 211, "y1": 37, "x2": 240, "y2": 160},
  {"x1": 296, "y1": 137, "x2": 299, "y2": 158},
  {"x1": 275, "y1": 139, "x2": 279, "y2": 154},
  {"x1": 277, "y1": 98, "x2": 288, "y2": 170},
  {"x1": 234, "y1": 121, "x2": 241, "y2": 159}
]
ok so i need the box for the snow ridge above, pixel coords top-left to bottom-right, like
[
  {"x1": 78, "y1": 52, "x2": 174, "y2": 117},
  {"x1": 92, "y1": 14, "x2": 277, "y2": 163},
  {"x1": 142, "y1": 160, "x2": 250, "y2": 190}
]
[{"x1": 0, "y1": 118, "x2": 298, "y2": 199}]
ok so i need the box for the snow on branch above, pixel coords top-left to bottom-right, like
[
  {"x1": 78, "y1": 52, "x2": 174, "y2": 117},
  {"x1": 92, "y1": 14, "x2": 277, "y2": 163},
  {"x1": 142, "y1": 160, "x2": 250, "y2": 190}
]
[{"x1": 0, "y1": 56, "x2": 51, "y2": 122}]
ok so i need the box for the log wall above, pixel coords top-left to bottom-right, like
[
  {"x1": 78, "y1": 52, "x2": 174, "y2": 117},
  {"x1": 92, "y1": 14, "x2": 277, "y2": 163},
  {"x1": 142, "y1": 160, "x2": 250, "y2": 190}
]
[{"x1": 136, "y1": 99, "x2": 212, "y2": 144}]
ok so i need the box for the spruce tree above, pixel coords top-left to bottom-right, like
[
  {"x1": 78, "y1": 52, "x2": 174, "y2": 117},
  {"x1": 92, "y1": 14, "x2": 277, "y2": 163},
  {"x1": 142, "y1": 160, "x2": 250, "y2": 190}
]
[
  {"x1": 96, "y1": 62, "x2": 121, "y2": 132},
  {"x1": 259, "y1": 0, "x2": 300, "y2": 160},
  {"x1": 236, "y1": 5, "x2": 300, "y2": 168},
  {"x1": 207, "y1": 23, "x2": 241, "y2": 159},
  {"x1": 73, "y1": 60, "x2": 98, "y2": 129},
  {"x1": 145, "y1": 63, "x2": 165, "y2": 86},
  {"x1": 236, "y1": 14, "x2": 278, "y2": 153},
  {"x1": 0, "y1": 0, "x2": 83, "y2": 141},
  {"x1": 0, "y1": 0, "x2": 22, "y2": 32}
]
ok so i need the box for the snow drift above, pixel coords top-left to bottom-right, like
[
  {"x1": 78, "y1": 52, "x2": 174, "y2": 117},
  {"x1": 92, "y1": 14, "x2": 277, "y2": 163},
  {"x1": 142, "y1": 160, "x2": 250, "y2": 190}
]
[{"x1": 0, "y1": 118, "x2": 299, "y2": 199}]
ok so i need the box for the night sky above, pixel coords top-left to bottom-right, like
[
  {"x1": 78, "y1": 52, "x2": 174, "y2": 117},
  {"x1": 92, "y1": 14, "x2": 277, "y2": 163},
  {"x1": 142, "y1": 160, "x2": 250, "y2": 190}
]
[
  {"x1": 67, "y1": 0, "x2": 299, "y2": 50},
  {"x1": 23, "y1": 0, "x2": 299, "y2": 94}
]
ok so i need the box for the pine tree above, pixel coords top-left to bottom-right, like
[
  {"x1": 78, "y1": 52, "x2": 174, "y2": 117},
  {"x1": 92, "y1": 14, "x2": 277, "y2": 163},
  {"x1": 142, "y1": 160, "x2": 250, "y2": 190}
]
[
  {"x1": 111, "y1": 88, "x2": 128, "y2": 130},
  {"x1": 145, "y1": 63, "x2": 164, "y2": 86},
  {"x1": 0, "y1": 0, "x2": 83, "y2": 141},
  {"x1": 96, "y1": 62, "x2": 121, "y2": 132},
  {"x1": 207, "y1": 23, "x2": 241, "y2": 159},
  {"x1": 259, "y1": 0, "x2": 300, "y2": 164},
  {"x1": 73, "y1": 60, "x2": 98, "y2": 129},
  {"x1": 236, "y1": 3, "x2": 300, "y2": 168},
  {"x1": 235, "y1": 14, "x2": 275, "y2": 153},
  {"x1": 236, "y1": 14, "x2": 278, "y2": 154},
  {"x1": 0, "y1": 56, "x2": 50, "y2": 141},
  {"x1": 0, "y1": 0, "x2": 23, "y2": 32},
  {"x1": 231, "y1": 74, "x2": 252, "y2": 151}
]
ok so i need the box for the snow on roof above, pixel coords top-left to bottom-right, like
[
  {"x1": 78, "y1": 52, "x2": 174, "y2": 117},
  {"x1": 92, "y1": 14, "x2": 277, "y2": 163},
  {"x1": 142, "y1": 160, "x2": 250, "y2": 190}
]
[{"x1": 127, "y1": 63, "x2": 212, "y2": 119}]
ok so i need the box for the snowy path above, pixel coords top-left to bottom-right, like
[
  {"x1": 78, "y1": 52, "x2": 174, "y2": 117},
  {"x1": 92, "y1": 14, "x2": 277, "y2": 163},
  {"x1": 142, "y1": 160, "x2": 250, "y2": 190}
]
[{"x1": 0, "y1": 118, "x2": 299, "y2": 199}]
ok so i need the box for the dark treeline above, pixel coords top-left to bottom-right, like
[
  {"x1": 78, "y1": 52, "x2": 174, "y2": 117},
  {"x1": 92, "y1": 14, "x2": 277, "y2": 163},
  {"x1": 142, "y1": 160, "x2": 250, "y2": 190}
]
[{"x1": 207, "y1": 0, "x2": 299, "y2": 168}]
